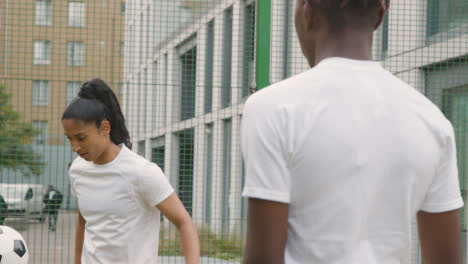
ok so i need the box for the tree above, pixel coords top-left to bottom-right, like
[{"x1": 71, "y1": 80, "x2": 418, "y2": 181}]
[{"x1": 0, "y1": 84, "x2": 44, "y2": 176}]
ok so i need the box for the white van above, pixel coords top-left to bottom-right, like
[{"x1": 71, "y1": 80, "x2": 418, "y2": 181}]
[{"x1": 0, "y1": 184, "x2": 46, "y2": 222}]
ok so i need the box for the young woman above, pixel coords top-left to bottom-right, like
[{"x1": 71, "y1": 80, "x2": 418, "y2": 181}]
[{"x1": 62, "y1": 78, "x2": 199, "y2": 264}]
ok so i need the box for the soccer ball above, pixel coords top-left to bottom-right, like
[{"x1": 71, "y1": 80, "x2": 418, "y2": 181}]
[{"x1": 0, "y1": 225, "x2": 29, "y2": 264}]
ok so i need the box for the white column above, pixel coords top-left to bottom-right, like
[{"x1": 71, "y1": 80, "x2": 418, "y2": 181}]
[
  {"x1": 166, "y1": 50, "x2": 179, "y2": 126},
  {"x1": 192, "y1": 125, "x2": 205, "y2": 223},
  {"x1": 211, "y1": 120, "x2": 223, "y2": 231},
  {"x1": 195, "y1": 27, "x2": 207, "y2": 118},
  {"x1": 229, "y1": 114, "x2": 242, "y2": 232},
  {"x1": 211, "y1": 15, "x2": 224, "y2": 112}
]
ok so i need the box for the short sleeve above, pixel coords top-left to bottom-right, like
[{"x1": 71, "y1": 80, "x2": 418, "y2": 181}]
[
  {"x1": 68, "y1": 158, "x2": 79, "y2": 197},
  {"x1": 241, "y1": 98, "x2": 291, "y2": 203},
  {"x1": 137, "y1": 162, "x2": 174, "y2": 207},
  {"x1": 420, "y1": 125, "x2": 464, "y2": 213}
]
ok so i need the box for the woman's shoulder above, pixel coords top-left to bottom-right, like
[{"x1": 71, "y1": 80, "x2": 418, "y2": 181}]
[
  {"x1": 120, "y1": 146, "x2": 151, "y2": 165},
  {"x1": 118, "y1": 146, "x2": 158, "y2": 175},
  {"x1": 69, "y1": 156, "x2": 88, "y2": 172}
]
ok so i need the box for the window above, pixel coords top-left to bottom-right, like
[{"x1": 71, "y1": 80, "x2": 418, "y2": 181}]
[
  {"x1": 151, "y1": 137, "x2": 165, "y2": 171},
  {"x1": 138, "y1": 140, "x2": 146, "y2": 157},
  {"x1": 25, "y1": 189, "x2": 33, "y2": 200},
  {"x1": 35, "y1": 0, "x2": 52, "y2": 26},
  {"x1": 32, "y1": 80, "x2": 49, "y2": 106},
  {"x1": 121, "y1": 1, "x2": 126, "y2": 15},
  {"x1": 33, "y1": 40, "x2": 51, "y2": 65},
  {"x1": 222, "y1": 8, "x2": 233, "y2": 108},
  {"x1": 205, "y1": 21, "x2": 214, "y2": 113},
  {"x1": 222, "y1": 119, "x2": 232, "y2": 233},
  {"x1": 151, "y1": 137, "x2": 165, "y2": 222},
  {"x1": 118, "y1": 82, "x2": 124, "y2": 100},
  {"x1": 178, "y1": 129, "x2": 194, "y2": 215},
  {"x1": 203, "y1": 124, "x2": 213, "y2": 224},
  {"x1": 243, "y1": 3, "x2": 256, "y2": 97},
  {"x1": 381, "y1": 13, "x2": 389, "y2": 59},
  {"x1": 32, "y1": 121, "x2": 48, "y2": 145},
  {"x1": 120, "y1": 41, "x2": 124, "y2": 56},
  {"x1": 180, "y1": 47, "x2": 197, "y2": 121},
  {"x1": 375, "y1": 12, "x2": 389, "y2": 60},
  {"x1": 66, "y1": 81, "x2": 81, "y2": 105},
  {"x1": 152, "y1": 62, "x2": 158, "y2": 130},
  {"x1": 427, "y1": 0, "x2": 468, "y2": 40},
  {"x1": 67, "y1": 42, "x2": 84, "y2": 66},
  {"x1": 142, "y1": 69, "x2": 148, "y2": 132},
  {"x1": 68, "y1": 2, "x2": 85, "y2": 27}
]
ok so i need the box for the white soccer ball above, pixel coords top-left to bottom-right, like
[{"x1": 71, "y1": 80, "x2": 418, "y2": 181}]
[{"x1": 0, "y1": 225, "x2": 29, "y2": 264}]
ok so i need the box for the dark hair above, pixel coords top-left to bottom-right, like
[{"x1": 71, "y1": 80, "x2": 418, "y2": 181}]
[
  {"x1": 309, "y1": 0, "x2": 388, "y2": 33},
  {"x1": 62, "y1": 78, "x2": 132, "y2": 149}
]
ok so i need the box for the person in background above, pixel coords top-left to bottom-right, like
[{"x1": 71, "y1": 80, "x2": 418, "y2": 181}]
[{"x1": 43, "y1": 184, "x2": 63, "y2": 232}]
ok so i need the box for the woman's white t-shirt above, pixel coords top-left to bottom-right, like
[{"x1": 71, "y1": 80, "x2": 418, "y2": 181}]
[{"x1": 69, "y1": 144, "x2": 174, "y2": 264}]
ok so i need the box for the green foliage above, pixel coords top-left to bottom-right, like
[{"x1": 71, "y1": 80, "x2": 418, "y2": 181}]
[
  {"x1": 159, "y1": 225, "x2": 244, "y2": 261},
  {"x1": 0, "y1": 84, "x2": 44, "y2": 176}
]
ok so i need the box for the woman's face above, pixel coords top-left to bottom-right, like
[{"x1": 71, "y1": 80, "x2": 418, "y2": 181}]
[{"x1": 62, "y1": 119, "x2": 111, "y2": 163}]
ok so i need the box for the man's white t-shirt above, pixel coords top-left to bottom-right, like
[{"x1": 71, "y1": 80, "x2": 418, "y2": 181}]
[
  {"x1": 241, "y1": 57, "x2": 464, "y2": 264},
  {"x1": 69, "y1": 144, "x2": 174, "y2": 264}
]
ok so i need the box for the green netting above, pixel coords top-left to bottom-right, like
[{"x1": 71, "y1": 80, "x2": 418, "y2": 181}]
[{"x1": 0, "y1": 0, "x2": 466, "y2": 263}]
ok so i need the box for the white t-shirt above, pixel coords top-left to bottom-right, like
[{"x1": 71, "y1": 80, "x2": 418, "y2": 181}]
[
  {"x1": 241, "y1": 57, "x2": 464, "y2": 264},
  {"x1": 69, "y1": 144, "x2": 174, "y2": 264}
]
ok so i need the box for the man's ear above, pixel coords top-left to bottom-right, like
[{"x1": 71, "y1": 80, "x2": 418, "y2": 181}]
[
  {"x1": 374, "y1": 0, "x2": 390, "y2": 30},
  {"x1": 303, "y1": 0, "x2": 322, "y2": 32}
]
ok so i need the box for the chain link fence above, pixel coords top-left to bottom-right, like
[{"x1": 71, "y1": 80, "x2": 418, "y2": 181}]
[{"x1": 0, "y1": 0, "x2": 466, "y2": 263}]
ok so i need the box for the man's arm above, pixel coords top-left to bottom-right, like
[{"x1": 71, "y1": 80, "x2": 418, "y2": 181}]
[
  {"x1": 242, "y1": 198, "x2": 289, "y2": 264},
  {"x1": 417, "y1": 209, "x2": 462, "y2": 264}
]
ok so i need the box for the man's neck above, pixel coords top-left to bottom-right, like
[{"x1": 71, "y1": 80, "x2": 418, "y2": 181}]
[{"x1": 312, "y1": 29, "x2": 374, "y2": 66}]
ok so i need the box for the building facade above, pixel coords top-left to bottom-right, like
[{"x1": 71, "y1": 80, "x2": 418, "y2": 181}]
[{"x1": 0, "y1": 0, "x2": 125, "y2": 207}]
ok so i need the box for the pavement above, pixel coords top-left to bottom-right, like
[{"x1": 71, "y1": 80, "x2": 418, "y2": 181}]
[{"x1": 3, "y1": 210, "x2": 240, "y2": 264}]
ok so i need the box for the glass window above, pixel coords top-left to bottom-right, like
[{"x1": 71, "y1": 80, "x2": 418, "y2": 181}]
[
  {"x1": 33, "y1": 40, "x2": 51, "y2": 65},
  {"x1": 178, "y1": 129, "x2": 194, "y2": 215},
  {"x1": 67, "y1": 42, "x2": 84, "y2": 66},
  {"x1": 222, "y1": 8, "x2": 233, "y2": 108},
  {"x1": 180, "y1": 47, "x2": 197, "y2": 121},
  {"x1": 35, "y1": 0, "x2": 52, "y2": 26},
  {"x1": 138, "y1": 140, "x2": 146, "y2": 157},
  {"x1": 121, "y1": 1, "x2": 126, "y2": 15},
  {"x1": 120, "y1": 41, "x2": 124, "y2": 56},
  {"x1": 68, "y1": 2, "x2": 85, "y2": 27},
  {"x1": 205, "y1": 21, "x2": 214, "y2": 113},
  {"x1": 32, "y1": 80, "x2": 49, "y2": 106},
  {"x1": 243, "y1": 3, "x2": 256, "y2": 97},
  {"x1": 151, "y1": 138, "x2": 165, "y2": 171},
  {"x1": 427, "y1": 0, "x2": 468, "y2": 39},
  {"x1": 222, "y1": 119, "x2": 232, "y2": 233},
  {"x1": 203, "y1": 124, "x2": 213, "y2": 224},
  {"x1": 66, "y1": 81, "x2": 81, "y2": 105},
  {"x1": 25, "y1": 188, "x2": 34, "y2": 200},
  {"x1": 32, "y1": 120, "x2": 48, "y2": 145}
]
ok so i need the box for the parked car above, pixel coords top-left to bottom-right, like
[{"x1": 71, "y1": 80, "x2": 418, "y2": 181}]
[{"x1": 0, "y1": 184, "x2": 45, "y2": 222}]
